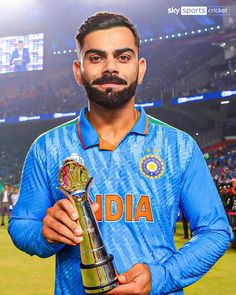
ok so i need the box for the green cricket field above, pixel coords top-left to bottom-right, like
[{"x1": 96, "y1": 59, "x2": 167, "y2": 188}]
[{"x1": 0, "y1": 222, "x2": 235, "y2": 295}]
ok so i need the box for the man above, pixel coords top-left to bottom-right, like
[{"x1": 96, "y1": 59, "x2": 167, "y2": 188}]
[
  {"x1": 1, "y1": 184, "x2": 11, "y2": 226},
  {"x1": 181, "y1": 212, "x2": 190, "y2": 240},
  {"x1": 9, "y1": 12, "x2": 230, "y2": 295},
  {"x1": 10, "y1": 40, "x2": 30, "y2": 72},
  {"x1": 10, "y1": 186, "x2": 19, "y2": 209}
]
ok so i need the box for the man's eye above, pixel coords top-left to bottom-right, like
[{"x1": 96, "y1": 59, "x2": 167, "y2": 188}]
[
  {"x1": 90, "y1": 56, "x2": 102, "y2": 63},
  {"x1": 118, "y1": 55, "x2": 130, "y2": 62}
]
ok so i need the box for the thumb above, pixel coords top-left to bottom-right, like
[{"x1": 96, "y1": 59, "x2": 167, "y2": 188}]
[{"x1": 118, "y1": 264, "x2": 141, "y2": 284}]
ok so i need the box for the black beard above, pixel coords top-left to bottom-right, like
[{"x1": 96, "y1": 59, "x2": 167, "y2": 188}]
[{"x1": 81, "y1": 74, "x2": 138, "y2": 109}]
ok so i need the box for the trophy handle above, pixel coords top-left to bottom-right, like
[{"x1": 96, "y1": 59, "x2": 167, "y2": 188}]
[{"x1": 85, "y1": 177, "x2": 94, "y2": 194}]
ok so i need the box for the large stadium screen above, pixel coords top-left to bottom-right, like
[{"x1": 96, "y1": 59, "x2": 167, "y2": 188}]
[{"x1": 0, "y1": 33, "x2": 44, "y2": 74}]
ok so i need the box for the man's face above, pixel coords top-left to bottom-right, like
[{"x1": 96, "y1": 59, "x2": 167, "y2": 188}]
[
  {"x1": 13, "y1": 188, "x2": 18, "y2": 194},
  {"x1": 18, "y1": 42, "x2": 24, "y2": 49},
  {"x1": 74, "y1": 27, "x2": 146, "y2": 109}
]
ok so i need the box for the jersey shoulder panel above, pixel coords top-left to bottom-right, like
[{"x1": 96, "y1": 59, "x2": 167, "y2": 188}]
[
  {"x1": 147, "y1": 114, "x2": 197, "y2": 173},
  {"x1": 28, "y1": 116, "x2": 80, "y2": 160},
  {"x1": 32, "y1": 116, "x2": 79, "y2": 144},
  {"x1": 148, "y1": 114, "x2": 194, "y2": 141},
  {"x1": 148, "y1": 114, "x2": 181, "y2": 132}
]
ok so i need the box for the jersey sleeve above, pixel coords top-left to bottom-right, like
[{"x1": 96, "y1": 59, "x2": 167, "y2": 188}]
[
  {"x1": 8, "y1": 139, "x2": 64, "y2": 258},
  {"x1": 147, "y1": 140, "x2": 230, "y2": 294}
]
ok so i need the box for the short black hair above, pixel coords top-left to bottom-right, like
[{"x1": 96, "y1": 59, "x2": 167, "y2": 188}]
[{"x1": 75, "y1": 12, "x2": 140, "y2": 56}]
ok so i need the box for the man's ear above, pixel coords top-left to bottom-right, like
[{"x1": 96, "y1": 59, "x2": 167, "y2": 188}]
[
  {"x1": 73, "y1": 60, "x2": 83, "y2": 85},
  {"x1": 137, "y1": 57, "x2": 147, "y2": 85}
]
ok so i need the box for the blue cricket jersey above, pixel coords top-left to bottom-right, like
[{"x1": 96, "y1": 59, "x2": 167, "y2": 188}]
[{"x1": 9, "y1": 106, "x2": 230, "y2": 295}]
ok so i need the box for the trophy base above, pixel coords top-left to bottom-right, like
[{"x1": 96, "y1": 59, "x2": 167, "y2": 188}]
[
  {"x1": 83, "y1": 279, "x2": 118, "y2": 294},
  {"x1": 81, "y1": 254, "x2": 118, "y2": 294}
]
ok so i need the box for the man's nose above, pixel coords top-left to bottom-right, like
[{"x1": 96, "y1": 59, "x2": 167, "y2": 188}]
[{"x1": 102, "y1": 57, "x2": 118, "y2": 74}]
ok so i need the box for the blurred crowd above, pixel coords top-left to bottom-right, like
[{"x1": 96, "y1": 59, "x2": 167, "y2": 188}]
[
  {"x1": 190, "y1": 57, "x2": 236, "y2": 95},
  {"x1": 0, "y1": 146, "x2": 22, "y2": 185},
  {"x1": 206, "y1": 145, "x2": 236, "y2": 184},
  {"x1": 0, "y1": 42, "x2": 236, "y2": 118},
  {"x1": 204, "y1": 144, "x2": 236, "y2": 218},
  {"x1": 0, "y1": 69, "x2": 87, "y2": 118}
]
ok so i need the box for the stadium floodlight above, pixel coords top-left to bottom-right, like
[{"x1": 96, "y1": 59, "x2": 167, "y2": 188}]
[
  {"x1": 221, "y1": 101, "x2": 230, "y2": 104},
  {"x1": 49, "y1": 23, "x2": 222, "y2": 57},
  {"x1": 196, "y1": 132, "x2": 199, "y2": 136}
]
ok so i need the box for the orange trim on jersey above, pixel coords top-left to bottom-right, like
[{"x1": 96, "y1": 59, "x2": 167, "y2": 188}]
[
  {"x1": 144, "y1": 116, "x2": 149, "y2": 135},
  {"x1": 98, "y1": 134, "x2": 115, "y2": 151},
  {"x1": 77, "y1": 122, "x2": 87, "y2": 150},
  {"x1": 97, "y1": 110, "x2": 148, "y2": 151},
  {"x1": 78, "y1": 107, "x2": 148, "y2": 151}
]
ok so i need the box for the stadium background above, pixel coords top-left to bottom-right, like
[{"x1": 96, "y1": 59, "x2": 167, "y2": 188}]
[{"x1": 0, "y1": 0, "x2": 236, "y2": 294}]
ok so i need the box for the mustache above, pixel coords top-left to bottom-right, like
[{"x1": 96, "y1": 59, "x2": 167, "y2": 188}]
[{"x1": 92, "y1": 75, "x2": 128, "y2": 85}]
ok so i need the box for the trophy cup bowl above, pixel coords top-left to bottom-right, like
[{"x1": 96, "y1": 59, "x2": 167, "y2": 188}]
[{"x1": 57, "y1": 157, "x2": 118, "y2": 294}]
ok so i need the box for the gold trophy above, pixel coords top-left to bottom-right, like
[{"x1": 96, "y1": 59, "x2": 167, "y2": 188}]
[{"x1": 57, "y1": 157, "x2": 118, "y2": 294}]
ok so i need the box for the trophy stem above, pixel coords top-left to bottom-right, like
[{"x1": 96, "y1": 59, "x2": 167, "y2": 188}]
[
  {"x1": 57, "y1": 159, "x2": 118, "y2": 293},
  {"x1": 74, "y1": 197, "x2": 118, "y2": 293}
]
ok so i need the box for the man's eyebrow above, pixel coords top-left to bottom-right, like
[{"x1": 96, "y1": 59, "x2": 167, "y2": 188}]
[
  {"x1": 114, "y1": 48, "x2": 136, "y2": 56},
  {"x1": 83, "y1": 48, "x2": 136, "y2": 58},
  {"x1": 84, "y1": 49, "x2": 106, "y2": 58}
]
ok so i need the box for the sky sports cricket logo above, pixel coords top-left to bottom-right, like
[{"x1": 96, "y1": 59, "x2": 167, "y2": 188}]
[{"x1": 168, "y1": 6, "x2": 230, "y2": 16}]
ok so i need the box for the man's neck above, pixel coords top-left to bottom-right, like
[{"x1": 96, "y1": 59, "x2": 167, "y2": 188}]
[{"x1": 86, "y1": 98, "x2": 138, "y2": 147}]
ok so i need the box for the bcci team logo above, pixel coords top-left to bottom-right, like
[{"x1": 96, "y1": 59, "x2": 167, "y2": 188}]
[{"x1": 139, "y1": 154, "x2": 165, "y2": 179}]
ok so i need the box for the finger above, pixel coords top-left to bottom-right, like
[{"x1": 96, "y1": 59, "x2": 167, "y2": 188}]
[
  {"x1": 117, "y1": 274, "x2": 126, "y2": 284},
  {"x1": 57, "y1": 199, "x2": 79, "y2": 221},
  {"x1": 43, "y1": 216, "x2": 83, "y2": 244},
  {"x1": 119, "y1": 265, "x2": 142, "y2": 284},
  {"x1": 42, "y1": 226, "x2": 82, "y2": 246},
  {"x1": 52, "y1": 208, "x2": 83, "y2": 236},
  {"x1": 106, "y1": 264, "x2": 151, "y2": 295}
]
